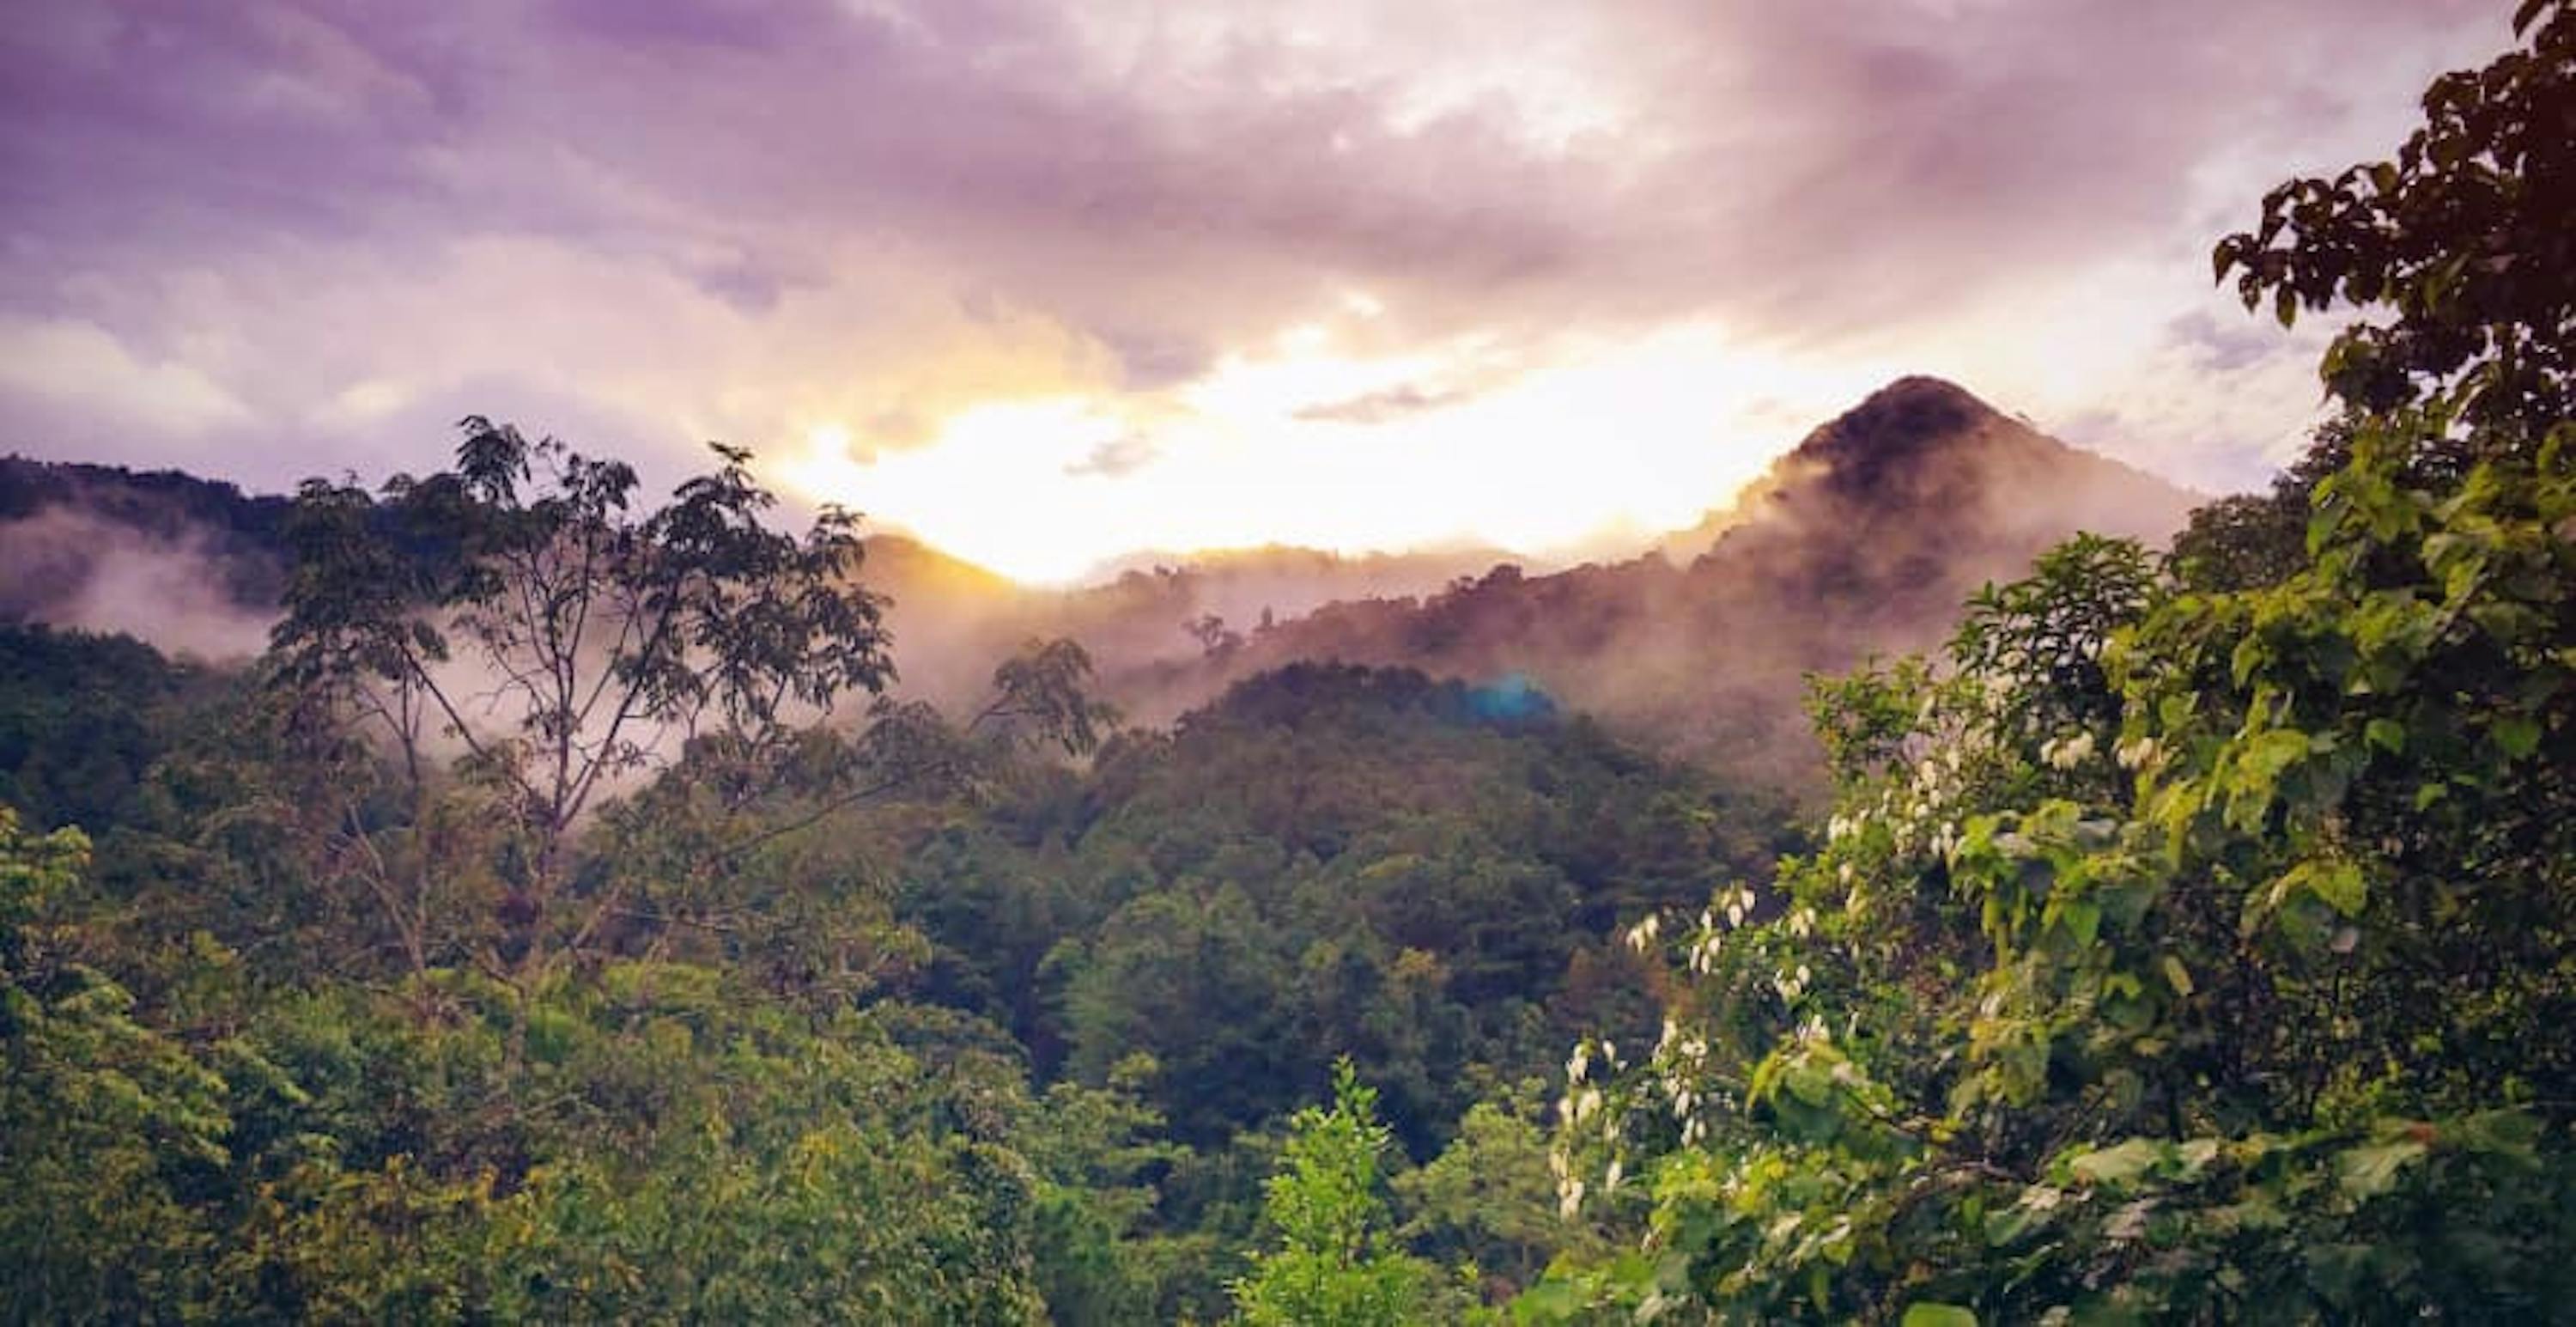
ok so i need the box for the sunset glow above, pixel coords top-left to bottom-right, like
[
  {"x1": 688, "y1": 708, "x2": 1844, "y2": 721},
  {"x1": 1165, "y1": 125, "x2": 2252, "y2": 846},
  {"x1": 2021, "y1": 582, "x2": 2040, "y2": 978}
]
[{"x1": 775, "y1": 324, "x2": 1908, "y2": 583}]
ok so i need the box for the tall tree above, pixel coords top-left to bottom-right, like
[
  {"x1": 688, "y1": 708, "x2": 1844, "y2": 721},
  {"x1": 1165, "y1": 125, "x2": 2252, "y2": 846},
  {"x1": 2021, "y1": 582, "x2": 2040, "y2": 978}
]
[{"x1": 269, "y1": 420, "x2": 891, "y2": 989}]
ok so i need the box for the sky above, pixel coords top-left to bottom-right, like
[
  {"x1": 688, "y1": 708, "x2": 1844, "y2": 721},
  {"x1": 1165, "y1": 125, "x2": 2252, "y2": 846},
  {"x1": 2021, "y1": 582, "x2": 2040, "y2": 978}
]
[{"x1": 0, "y1": 0, "x2": 2506, "y2": 582}]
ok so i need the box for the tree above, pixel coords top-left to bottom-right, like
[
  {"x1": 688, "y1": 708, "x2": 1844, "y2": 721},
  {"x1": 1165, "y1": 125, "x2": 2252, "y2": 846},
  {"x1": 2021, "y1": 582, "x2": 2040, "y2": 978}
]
[
  {"x1": 1540, "y1": 9, "x2": 2576, "y2": 1317},
  {"x1": 1063, "y1": 886, "x2": 1305, "y2": 1147},
  {"x1": 227, "y1": 965, "x2": 1060, "y2": 1322},
  {"x1": 1230, "y1": 1060, "x2": 1437, "y2": 1326},
  {"x1": 269, "y1": 419, "x2": 892, "y2": 990},
  {"x1": 1541, "y1": 448, "x2": 2576, "y2": 1318},
  {"x1": 1186, "y1": 613, "x2": 1246, "y2": 659},
  {"x1": 0, "y1": 808, "x2": 241, "y2": 1319},
  {"x1": 2166, "y1": 417, "x2": 2361, "y2": 593},
  {"x1": 1395, "y1": 1083, "x2": 1609, "y2": 1303},
  {"x1": 2216, "y1": 0, "x2": 2576, "y2": 437}
]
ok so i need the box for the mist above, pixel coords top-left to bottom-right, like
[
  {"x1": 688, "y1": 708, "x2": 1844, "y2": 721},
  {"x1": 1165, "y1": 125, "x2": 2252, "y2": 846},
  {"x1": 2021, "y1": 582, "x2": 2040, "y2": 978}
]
[
  {"x1": 1072, "y1": 377, "x2": 2203, "y2": 788},
  {"x1": 0, "y1": 505, "x2": 278, "y2": 662},
  {"x1": 0, "y1": 378, "x2": 2199, "y2": 796}
]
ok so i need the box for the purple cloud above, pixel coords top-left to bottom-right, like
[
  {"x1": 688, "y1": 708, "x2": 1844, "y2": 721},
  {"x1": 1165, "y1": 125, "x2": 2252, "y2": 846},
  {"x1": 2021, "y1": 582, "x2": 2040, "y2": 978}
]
[{"x1": 0, "y1": 0, "x2": 2512, "y2": 499}]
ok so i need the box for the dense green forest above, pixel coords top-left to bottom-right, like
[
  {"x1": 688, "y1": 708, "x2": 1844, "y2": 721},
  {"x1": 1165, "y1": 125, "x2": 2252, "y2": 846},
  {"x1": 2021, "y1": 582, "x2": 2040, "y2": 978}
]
[{"x1": 7, "y1": 6, "x2": 2575, "y2": 1322}]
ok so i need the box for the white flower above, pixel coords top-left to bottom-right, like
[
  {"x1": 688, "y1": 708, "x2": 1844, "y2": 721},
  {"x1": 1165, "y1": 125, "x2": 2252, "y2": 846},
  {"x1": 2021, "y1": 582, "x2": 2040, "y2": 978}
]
[
  {"x1": 1559, "y1": 1178, "x2": 1586, "y2": 1219},
  {"x1": 1604, "y1": 1159, "x2": 1624, "y2": 1192}
]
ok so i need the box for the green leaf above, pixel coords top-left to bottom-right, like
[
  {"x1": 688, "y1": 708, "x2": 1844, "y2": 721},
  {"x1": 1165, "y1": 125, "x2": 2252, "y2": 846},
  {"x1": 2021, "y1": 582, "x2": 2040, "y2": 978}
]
[
  {"x1": 2364, "y1": 718, "x2": 2406, "y2": 754},
  {"x1": 2231, "y1": 635, "x2": 2268, "y2": 686},
  {"x1": 2069, "y1": 1138, "x2": 2161, "y2": 1188},
  {"x1": 2242, "y1": 727, "x2": 2315, "y2": 782},
  {"x1": 2336, "y1": 1135, "x2": 2428, "y2": 1199},
  {"x1": 2059, "y1": 898, "x2": 2101, "y2": 948},
  {"x1": 2160, "y1": 955, "x2": 2195, "y2": 998},
  {"x1": 1903, "y1": 1305, "x2": 1979, "y2": 1327},
  {"x1": 2493, "y1": 715, "x2": 2542, "y2": 760},
  {"x1": 2306, "y1": 861, "x2": 2366, "y2": 917}
]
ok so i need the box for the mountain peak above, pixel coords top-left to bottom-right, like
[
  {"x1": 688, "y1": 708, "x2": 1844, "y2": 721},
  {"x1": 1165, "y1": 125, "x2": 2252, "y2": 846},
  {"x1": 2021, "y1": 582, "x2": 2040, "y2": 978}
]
[
  {"x1": 1775, "y1": 375, "x2": 2052, "y2": 511},
  {"x1": 1663, "y1": 373, "x2": 2196, "y2": 571},
  {"x1": 1862, "y1": 373, "x2": 1991, "y2": 404},
  {"x1": 1799, "y1": 375, "x2": 2008, "y2": 456}
]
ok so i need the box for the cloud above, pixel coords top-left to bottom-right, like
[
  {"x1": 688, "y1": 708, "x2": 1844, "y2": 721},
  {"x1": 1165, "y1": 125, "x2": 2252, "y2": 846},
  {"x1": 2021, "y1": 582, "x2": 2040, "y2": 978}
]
[
  {"x1": 0, "y1": 0, "x2": 2513, "y2": 533},
  {"x1": 2166, "y1": 308, "x2": 2299, "y2": 375},
  {"x1": 0, "y1": 318, "x2": 253, "y2": 439},
  {"x1": 1294, "y1": 382, "x2": 1476, "y2": 425},
  {"x1": 1064, "y1": 432, "x2": 1158, "y2": 478}
]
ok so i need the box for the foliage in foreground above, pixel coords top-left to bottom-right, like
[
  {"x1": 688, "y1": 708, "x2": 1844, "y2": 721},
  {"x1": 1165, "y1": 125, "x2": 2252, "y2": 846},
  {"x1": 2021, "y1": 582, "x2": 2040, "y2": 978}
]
[{"x1": 1539, "y1": 5, "x2": 2576, "y2": 1319}]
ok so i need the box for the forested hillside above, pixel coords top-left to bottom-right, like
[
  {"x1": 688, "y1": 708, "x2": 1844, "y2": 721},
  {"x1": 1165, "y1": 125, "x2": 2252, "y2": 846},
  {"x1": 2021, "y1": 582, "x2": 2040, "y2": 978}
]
[
  {"x1": 1, "y1": 609, "x2": 1773, "y2": 1318},
  {"x1": 4, "y1": 4, "x2": 2573, "y2": 1324}
]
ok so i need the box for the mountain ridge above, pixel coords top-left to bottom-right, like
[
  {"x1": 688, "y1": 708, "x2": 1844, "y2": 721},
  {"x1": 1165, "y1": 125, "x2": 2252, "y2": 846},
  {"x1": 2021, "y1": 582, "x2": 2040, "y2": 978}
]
[
  {"x1": 1099, "y1": 375, "x2": 2199, "y2": 785},
  {"x1": 0, "y1": 375, "x2": 2203, "y2": 786}
]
